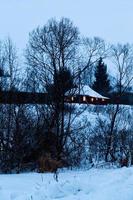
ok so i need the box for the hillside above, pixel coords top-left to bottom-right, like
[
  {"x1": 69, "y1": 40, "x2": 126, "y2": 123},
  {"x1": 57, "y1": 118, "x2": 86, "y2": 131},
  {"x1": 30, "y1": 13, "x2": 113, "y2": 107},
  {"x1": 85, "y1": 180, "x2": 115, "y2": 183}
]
[{"x1": 1, "y1": 167, "x2": 133, "y2": 200}]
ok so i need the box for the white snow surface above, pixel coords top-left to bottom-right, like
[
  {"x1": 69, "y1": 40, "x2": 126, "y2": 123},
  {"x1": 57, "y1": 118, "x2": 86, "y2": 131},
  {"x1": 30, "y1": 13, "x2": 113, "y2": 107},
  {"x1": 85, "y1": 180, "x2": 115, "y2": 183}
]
[
  {"x1": 1, "y1": 167, "x2": 133, "y2": 200},
  {"x1": 71, "y1": 85, "x2": 109, "y2": 98},
  {"x1": 80, "y1": 85, "x2": 105, "y2": 98}
]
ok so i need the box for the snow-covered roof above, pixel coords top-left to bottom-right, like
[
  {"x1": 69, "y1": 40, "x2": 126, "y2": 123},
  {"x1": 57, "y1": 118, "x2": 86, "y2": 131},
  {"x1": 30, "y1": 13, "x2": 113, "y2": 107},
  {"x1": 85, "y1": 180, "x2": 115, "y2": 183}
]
[{"x1": 76, "y1": 85, "x2": 109, "y2": 99}]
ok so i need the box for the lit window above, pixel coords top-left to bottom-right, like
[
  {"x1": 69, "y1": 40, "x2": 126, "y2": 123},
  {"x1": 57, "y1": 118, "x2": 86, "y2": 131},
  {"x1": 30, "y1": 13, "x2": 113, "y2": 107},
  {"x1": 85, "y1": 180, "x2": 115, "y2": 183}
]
[
  {"x1": 71, "y1": 96, "x2": 74, "y2": 101},
  {"x1": 83, "y1": 96, "x2": 86, "y2": 101},
  {"x1": 102, "y1": 98, "x2": 105, "y2": 102},
  {"x1": 91, "y1": 98, "x2": 94, "y2": 102}
]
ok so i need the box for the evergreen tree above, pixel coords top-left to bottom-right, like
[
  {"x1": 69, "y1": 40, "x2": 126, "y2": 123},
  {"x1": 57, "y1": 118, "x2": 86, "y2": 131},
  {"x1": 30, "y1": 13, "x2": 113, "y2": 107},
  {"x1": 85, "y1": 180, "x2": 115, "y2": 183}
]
[
  {"x1": 92, "y1": 57, "x2": 111, "y2": 96},
  {"x1": 0, "y1": 68, "x2": 4, "y2": 77},
  {"x1": 0, "y1": 68, "x2": 4, "y2": 90},
  {"x1": 45, "y1": 68, "x2": 75, "y2": 161},
  {"x1": 46, "y1": 68, "x2": 75, "y2": 101}
]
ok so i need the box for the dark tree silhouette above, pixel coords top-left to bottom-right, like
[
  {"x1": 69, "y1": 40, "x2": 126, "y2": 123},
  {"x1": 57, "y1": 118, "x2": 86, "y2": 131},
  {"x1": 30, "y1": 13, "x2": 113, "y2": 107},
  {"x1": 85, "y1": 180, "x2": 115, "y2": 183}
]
[
  {"x1": 92, "y1": 57, "x2": 111, "y2": 96},
  {"x1": 45, "y1": 68, "x2": 75, "y2": 161},
  {"x1": 46, "y1": 68, "x2": 75, "y2": 100}
]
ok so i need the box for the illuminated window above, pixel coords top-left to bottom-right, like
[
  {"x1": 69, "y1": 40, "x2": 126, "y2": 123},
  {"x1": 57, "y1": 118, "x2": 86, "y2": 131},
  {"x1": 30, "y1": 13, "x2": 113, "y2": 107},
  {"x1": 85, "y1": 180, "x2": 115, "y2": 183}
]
[
  {"x1": 71, "y1": 96, "x2": 74, "y2": 101},
  {"x1": 102, "y1": 98, "x2": 105, "y2": 102},
  {"x1": 91, "y1": 98, "x2": 94, "y2": 102},
  {"x1": 83, "y1": 96, "x2": 86, "y2": 101}
]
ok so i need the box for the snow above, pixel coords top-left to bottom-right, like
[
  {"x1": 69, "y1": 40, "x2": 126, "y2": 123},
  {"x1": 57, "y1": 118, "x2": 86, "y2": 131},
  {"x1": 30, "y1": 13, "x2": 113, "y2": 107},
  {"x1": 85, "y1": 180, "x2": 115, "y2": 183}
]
[
  {"x1": 1, "y1": 167, "x2": 133, "y2": 200},
  {"x1": 80, "y1": 85, "x2": 107, "y2": 98},
  {"x1": 70, "y1": 85, "x2": 109, "y2": 99}
]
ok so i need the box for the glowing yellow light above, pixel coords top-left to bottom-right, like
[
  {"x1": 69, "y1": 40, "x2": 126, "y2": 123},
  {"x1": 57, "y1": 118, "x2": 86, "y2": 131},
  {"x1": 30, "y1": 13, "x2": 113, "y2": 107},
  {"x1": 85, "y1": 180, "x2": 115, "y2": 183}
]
[
  {"x1": 83, "y1": 96, "x2": 86, "y2": 101},
  {"x1": 91, "y1": 98, "x2": 94, "y2": 102},
  {"x1": 71, "y1": 96, "x2": 74, "y2": 101}
]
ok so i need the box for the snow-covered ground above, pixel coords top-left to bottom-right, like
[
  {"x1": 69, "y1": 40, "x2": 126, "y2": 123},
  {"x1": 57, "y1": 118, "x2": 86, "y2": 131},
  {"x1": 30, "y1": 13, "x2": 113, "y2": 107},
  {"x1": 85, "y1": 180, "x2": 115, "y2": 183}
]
[{"x1": 1, "y1": 167, "x2": 133, "y2": 200}]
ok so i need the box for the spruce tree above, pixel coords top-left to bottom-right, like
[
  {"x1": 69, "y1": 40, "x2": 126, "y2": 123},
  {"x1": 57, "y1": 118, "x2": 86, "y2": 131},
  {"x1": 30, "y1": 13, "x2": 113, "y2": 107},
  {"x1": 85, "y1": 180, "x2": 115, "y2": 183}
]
[
  {"x1": 92, "y1": 57, "x2": 111, "y2": 96},
  {"x1": 0, "y1": 68, "x2": 4, "y2": 90}
]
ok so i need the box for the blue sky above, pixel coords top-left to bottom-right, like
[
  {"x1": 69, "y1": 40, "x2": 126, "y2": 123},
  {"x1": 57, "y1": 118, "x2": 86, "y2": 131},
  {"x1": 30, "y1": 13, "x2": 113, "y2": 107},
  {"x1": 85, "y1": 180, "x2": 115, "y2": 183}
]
[{"x1": 0, "y1": 0, "x2": 133, "y2": 50}]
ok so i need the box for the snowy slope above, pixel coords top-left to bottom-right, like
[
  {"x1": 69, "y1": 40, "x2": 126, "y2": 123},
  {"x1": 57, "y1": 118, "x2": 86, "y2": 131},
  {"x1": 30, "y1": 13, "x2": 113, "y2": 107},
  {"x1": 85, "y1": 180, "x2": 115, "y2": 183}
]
[{"x1": 1, "y1": 167, "x2": 133, "y2": 200}]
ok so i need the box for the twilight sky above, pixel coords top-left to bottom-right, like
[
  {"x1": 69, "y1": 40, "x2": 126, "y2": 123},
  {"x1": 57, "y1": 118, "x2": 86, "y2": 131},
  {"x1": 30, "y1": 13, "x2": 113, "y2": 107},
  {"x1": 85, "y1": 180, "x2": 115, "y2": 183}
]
[{"x1": 0, "y1": 0, "x2": 133, "y2": 50}]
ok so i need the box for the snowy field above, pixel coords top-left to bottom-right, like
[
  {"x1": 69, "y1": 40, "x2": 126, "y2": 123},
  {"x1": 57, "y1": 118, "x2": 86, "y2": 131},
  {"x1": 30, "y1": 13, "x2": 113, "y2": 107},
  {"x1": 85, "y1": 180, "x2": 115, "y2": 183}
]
[{"x1": 1, "y1": 167, "x2": 133, "y2": 200}]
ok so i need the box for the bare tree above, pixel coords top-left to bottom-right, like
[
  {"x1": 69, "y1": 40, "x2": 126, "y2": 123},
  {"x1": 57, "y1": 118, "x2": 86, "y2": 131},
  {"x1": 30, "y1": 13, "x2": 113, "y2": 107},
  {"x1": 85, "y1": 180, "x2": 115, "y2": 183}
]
[
  {"x1": 77, "y1": 37, "x2": 109, "y2": 87},
  {"x1": 25, "y1": 18, "x2": 80, "y2": 164},
  {"x1": 104, "y1": 43, "x2": 133, "y2": 162}
]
